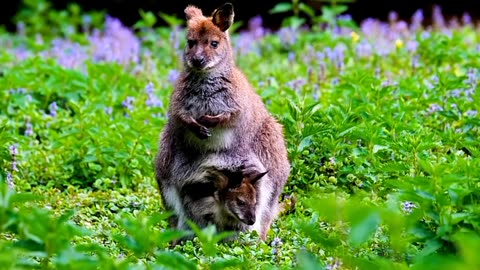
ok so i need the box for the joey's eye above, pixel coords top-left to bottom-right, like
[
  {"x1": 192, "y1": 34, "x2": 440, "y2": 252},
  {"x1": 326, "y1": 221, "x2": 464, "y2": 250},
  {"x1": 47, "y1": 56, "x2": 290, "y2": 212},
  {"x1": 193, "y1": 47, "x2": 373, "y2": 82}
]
[
  {"x1": 187, "y1": 39, "x2": 196, "y2": 48},
  {"x1": 237, "y1": 200, "x2": 246, "y2": 206},
  {"x1": 211, "y1": 41, "x2": 219, "y2": 48}
]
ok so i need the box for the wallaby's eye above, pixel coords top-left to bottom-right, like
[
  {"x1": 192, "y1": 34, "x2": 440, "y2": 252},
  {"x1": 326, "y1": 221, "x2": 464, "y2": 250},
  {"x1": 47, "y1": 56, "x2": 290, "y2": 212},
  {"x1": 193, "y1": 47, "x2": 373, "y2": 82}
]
[
  {"x1": 211, "y1": 41, "x2": 219, "y2": 48},
  {"x1": 187, "y1": 39, "x2": 196, "y2": 48},
  {"x1": 237, "y1": 200, "x2": 246, "y2": 206}
]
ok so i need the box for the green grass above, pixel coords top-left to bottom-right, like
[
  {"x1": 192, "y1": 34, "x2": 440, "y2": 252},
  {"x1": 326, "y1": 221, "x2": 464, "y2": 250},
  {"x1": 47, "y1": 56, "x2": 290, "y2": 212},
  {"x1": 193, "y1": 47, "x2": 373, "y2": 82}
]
[{"x1": 1, "y1": 4, "x2": 480, "y2": 270}]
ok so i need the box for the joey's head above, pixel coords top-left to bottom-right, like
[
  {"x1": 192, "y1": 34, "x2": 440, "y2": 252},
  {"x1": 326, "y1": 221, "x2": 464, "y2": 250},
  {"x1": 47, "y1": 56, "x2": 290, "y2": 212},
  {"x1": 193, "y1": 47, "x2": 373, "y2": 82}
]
[
  {"x1": 183, "y1": 3, "x2": 235, "y2": 72},
  {"x1": 212, "y1": 169, "x2": 268, "y2": 226}
]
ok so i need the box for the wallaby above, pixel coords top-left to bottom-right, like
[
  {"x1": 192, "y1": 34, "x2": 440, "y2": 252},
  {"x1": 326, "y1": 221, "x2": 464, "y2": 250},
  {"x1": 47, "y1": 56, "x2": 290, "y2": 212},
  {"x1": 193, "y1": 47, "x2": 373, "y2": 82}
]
[
  {"x1": 155, "y1": 2, "x2": 290, "y2": 241},
  {"x1": 181, "y1": 163, "x2": 268, "y2": 232}
]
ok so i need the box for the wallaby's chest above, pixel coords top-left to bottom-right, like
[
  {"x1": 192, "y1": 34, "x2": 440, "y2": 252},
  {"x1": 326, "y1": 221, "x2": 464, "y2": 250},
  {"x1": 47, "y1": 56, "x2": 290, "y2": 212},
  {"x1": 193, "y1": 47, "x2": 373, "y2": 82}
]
[{"x1": 182, "y1": 77, "x2": 236, "y2": 117}]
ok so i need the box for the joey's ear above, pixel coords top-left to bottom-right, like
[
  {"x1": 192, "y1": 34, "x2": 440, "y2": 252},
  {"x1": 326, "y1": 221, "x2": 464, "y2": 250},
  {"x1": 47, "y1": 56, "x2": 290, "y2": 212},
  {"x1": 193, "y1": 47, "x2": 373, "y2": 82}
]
[
  {"x1": 247, "y1": 170, "x2": 268, "y2": 185},
  {"x1": 208, "y1": 170, "x2": 228, "y2": 190},
  {"x1": 211, "y1": 3, "x2": 234, "y2": 31},
  {"x1": 185, "y1": 5, "x2": 203, "y2": 20}
]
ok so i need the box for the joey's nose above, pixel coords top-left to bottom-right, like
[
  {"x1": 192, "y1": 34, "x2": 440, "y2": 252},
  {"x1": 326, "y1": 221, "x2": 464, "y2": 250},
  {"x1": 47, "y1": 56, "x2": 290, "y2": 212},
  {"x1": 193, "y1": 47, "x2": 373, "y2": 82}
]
[
  {"x1": 191, "y1": 56, "x2": 205, "y2": 68},
  {"x1": 246, "y1": 215, "x2": 255, "y2": 225}
]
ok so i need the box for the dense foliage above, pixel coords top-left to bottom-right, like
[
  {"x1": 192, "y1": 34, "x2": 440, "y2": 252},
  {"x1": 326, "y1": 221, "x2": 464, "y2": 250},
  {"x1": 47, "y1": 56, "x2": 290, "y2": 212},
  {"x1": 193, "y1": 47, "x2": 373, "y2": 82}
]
[{"x1": 1, "y1": 1, "x2": 479, "y2": 269}]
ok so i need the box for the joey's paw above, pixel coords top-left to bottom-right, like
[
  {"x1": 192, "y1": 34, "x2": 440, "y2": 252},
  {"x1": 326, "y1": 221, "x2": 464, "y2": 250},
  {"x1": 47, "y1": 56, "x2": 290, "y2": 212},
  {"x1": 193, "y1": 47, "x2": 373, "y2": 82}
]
[
  {"x1": 197, "y1": 125, "x2": 211, "y2": 139},
  {"x1": 239, "y1": 162, "x2": 261, "y2": 176}
]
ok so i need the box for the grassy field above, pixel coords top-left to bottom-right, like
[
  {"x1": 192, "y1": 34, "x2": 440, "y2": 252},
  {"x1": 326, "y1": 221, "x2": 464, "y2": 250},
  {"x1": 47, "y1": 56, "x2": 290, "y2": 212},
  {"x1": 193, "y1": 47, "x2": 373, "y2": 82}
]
[{"x1": 1, "y1": 2, "x2": 480, "y2": 269}]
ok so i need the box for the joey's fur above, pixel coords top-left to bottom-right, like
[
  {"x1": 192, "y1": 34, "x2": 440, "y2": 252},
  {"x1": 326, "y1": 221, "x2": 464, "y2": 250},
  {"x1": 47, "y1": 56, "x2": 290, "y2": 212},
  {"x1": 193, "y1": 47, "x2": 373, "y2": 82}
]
[
  {"x1": 180, "y1": 161, "x2": 268, "y2": 236},
  {"x1": 154, "y1": 2, "x2": 290, "y2": 241}
]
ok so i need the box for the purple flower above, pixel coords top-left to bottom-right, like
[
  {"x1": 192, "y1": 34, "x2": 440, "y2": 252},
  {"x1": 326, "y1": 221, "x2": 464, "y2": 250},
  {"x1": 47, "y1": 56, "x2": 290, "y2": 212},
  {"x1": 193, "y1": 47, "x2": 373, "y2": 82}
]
[
  {"x1": 122, "y1": 96, "x2": 135, "y2": 111},
  {"x1": 89, "y1": 16, "x2": 140, "y2": 66},
  {"x1": 462, "y1": 13, "x2": 472, "y2": 26},
  {"x1": 329, "y1": 157, "x2": 336, "y2": 165},
  {"x1": 16, "y1": 21, "x2": 25, "y2": 35},
  {"x1": 271, "y1": 237, "x2": 283, "y2": 247},
  {"x1": 412, "y1": 55, "x2": 420, "y2": 70},
  {"x1": 388, "y1": 11, "x2": 398, "y2": 23},
  {"x1": 406, "y1": 40, "x2": 418, "y2": 52},
  {"x1": 355, "y1": 41, "x2": 373, "y2": 58},
  {"x1": 338, "y1": 14, "x2": 352, "y2": 21},
  {"x1": 278, "y1": 27, "x2": 297, "y2": 46},
  {"x1": 428, "y1": 103, "x2": 443, "y2": 114},
  {"x1": 333, "y1": 44, "x2": 346, "y2": 70},
  {"x1": 411, "y1": 9, "x2": 424, "y2": 31},
  {"x1": 105, "y1": 107, "x2": 113, "y2": 115},
  {"x1": 465, "y1": 87, "x2": 475, "y2": 98},
  {"x1": 466, "y1": 110, "x2": 478, "y2": 117},
  {"x1": 168, "y1": 70, "x2": 180, "y2": 84},
  {"x1": 234, "y1": 33, "x2": 259, "y2": 56},
  {"x1": 318, "y1": 62, "x2": 327, "y2": 82},
  {"x1": 49, "y1": 102, "x2": 58, "y2": 117},
  {"x1": 432, "y1": 5, "x2": 445, "y2": 29},
  {"x1": 326, "y1": 258, "x2": 343, "y2": 270},
  {"x1": 313, "y1": 85, "x2": 320, "y2": 101},
  {"x1": 9, "y1": 144, "x2": 19, "y2": 173},
  {"x1": 450, "y1": 89, "x2": 462, "y2": 98},
  {"x1": 6, "y1": 172, "x2": 14, "y2": 189},
  {"x1": 402, "y1": 201, "x2": 417, "y2": 213},
  {"x1": 375, "y1": 67, "x2": 381, "y2": 78},
  {"x1": 25, "y1": 121, "x2": 34, "y2": 136},
  {"x1": 286, "y1": 78, "x2": 307, "y2": 92},
  {"x1": 145, "y1": 82, "x2": 154, "y2": 94},
  {"x1": 466, "y1": 68, "x2": 477, "y2": 86},
  {"x1": 9, "y1": 145, "x2": 18, "y2": 157},
  {"x1": 448, "y1": 17, "x2": 460, "y2": 29},
  {"x1": 169, "y1": 26, "x2": 182, "y2": 50},
  {"x1": 420, "y1": 31, "x2": 431, "y2": 40},
  {"x1": 288, "y1": 52, "x2": 296, "y2": 62},
  {"x1": 381, "y1": 79, "x2": 396, "y2": 87},
  {"x1": 393, "y1": 21, "x2": 408, "y2": 33},
  {"x1": 145, "y1": 83, "x2": 163, "y2": 108},
  {"x1": 247, "y1": 15, "x2": 266, "y2": 39}
]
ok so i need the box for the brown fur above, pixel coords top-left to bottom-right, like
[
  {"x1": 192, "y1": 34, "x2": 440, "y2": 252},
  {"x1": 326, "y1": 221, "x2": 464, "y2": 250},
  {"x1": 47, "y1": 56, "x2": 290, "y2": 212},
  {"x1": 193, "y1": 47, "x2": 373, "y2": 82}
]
[
  {"x1": 154, "y1": 2, "x2": 290, "y2": 241},
  {"x1": 180, "y1": 164, "x2": 268, "y2": 235}
]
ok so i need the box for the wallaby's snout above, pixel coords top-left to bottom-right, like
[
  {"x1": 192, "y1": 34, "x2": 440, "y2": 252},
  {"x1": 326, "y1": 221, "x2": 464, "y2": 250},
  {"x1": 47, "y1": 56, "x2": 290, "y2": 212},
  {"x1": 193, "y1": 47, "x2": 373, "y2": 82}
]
[
  {"x1": 245, "y1": 213, "x2": 255, "y2": 225},
  {"x1": 191, "y1": 55, "x2": 206, "y2": 68}
]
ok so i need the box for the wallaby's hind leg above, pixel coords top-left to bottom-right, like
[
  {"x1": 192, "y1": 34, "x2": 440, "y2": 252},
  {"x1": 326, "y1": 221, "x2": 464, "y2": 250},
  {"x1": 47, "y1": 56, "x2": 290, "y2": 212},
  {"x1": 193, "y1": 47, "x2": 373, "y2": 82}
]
[{"x1": 259, "y1": 201, "x2": 281, "y2": 241}]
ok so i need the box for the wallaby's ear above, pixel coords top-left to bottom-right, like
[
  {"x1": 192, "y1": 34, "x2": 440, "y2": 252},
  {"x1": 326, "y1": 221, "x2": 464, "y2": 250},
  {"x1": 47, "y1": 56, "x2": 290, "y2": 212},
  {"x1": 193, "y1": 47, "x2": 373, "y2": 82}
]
[
  {"x1": 247, "y1": 170, "x2": 268, "y2": 185},
  {"x1": 185, "y1": 5, "x2": 203, "y2": 20},
  {"x1": 211, "y1": 3, "x2": 234, "y2": 32}
]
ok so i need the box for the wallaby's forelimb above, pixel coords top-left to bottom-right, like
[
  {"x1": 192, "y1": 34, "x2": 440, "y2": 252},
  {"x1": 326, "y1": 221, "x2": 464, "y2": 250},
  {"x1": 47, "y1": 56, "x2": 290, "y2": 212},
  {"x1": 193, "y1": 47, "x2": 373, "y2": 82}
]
[
  {"x1": 178, "y1": 112, "x2": 211, "y2": 139},
  {"x1": 198, "y1": 112, "x2": 232, "y2": 128}
]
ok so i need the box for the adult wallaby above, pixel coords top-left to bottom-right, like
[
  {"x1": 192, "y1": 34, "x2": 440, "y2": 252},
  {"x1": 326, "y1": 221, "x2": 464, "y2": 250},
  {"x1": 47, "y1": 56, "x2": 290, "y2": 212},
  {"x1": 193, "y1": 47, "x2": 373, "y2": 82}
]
[{"x1": 154, "y1": 2, "x2": 290, "y2": 240}]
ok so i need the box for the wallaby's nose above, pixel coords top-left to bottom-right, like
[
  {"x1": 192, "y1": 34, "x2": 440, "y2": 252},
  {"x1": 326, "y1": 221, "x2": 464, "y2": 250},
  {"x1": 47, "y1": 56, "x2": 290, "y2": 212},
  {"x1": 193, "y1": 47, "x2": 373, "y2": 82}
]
[
  {"x1": 246, "y1": 215, "x2": 255, "y2": 225},
  {"x1": 191, "y1": 56, "x2": 205, "y2": 68}
]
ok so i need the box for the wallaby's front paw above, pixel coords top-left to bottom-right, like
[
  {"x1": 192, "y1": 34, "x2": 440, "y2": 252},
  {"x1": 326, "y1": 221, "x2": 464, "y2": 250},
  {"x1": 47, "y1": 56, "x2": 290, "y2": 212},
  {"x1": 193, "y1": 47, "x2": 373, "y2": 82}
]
[
  {"x1": 198, "y1": 113, "x2": 227, "y2": 128},
  {"x1": 196, "y1": 125, "x2": 211, "y2": 139}
]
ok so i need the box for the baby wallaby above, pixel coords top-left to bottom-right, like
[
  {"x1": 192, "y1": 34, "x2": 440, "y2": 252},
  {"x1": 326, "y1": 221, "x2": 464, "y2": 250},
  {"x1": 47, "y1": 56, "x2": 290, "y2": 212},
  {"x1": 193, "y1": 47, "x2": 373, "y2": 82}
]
[
  {"x1": 177, "y1": 163, "x2": 268, "y2": 244},
  {"x1": 212, "y1": 168, "x2": 268, "y2": 228},
  {"x1": 155, "y1": 2, "x2": 290, "y2": 241}
]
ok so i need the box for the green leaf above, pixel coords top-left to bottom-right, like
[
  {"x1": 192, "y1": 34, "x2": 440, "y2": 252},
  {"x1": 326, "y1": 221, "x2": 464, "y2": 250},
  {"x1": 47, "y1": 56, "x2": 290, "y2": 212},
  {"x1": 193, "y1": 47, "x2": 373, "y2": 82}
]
[
  {"x1": 155, "y1": 251, "x2": 197, "y2": 270},
  {"x1": 297, "y1": 135, "x2": 313, "y2": 152},
  {"x1": 295, "y1": 250, "x2": 325, "y2": 270},
  {"x1": 269, "y1": 3, "x2": 293, "y2": 14},
  {"x1": 348, "y1": 209, "x2": 381, "y2": 247},
  {"x1": 299, "y1": 3, "x2": 315, "y2": 18},
  {"x1": 210, "y1": 258, "x2": 244, "y2": 270}
]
